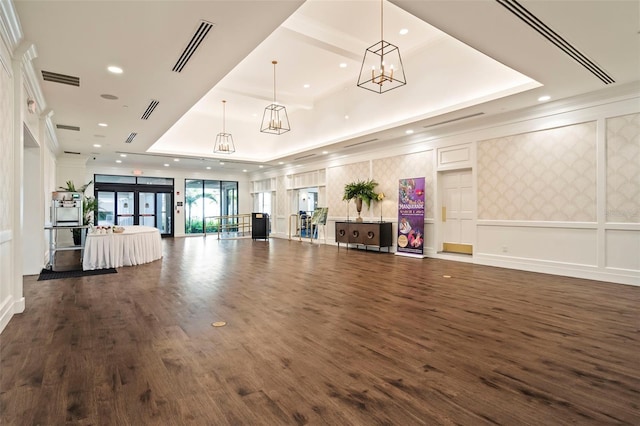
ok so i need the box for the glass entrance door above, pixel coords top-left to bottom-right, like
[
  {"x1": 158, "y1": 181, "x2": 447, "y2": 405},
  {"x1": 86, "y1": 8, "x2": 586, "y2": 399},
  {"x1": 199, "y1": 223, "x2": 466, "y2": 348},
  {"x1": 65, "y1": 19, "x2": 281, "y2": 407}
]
[
  {"x1": 138, "y1": 191, "x2": 172, "y2": 235},
  {"x1": 138, "y1": 192, "x2": 156, "y2": 227},
  {"x1": 96, "y1": 190, "x2": 173, "y2": 236},
  {"x1": 94, "y1": 175, "x2": 174, "y2": 237},
  {"x1": 117, "y1": 192, "x2": 135, "y2": 226},
  {"x1": 156, "y1": 192, "x2": 172, "y2": 235},
  {"x1": 96, "y1": 190, "x2": 138, "y2": 226}
]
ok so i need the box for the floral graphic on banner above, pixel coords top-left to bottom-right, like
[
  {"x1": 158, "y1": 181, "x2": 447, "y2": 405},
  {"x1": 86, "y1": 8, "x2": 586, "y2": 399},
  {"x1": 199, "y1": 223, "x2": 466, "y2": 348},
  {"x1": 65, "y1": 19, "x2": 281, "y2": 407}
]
[{"x1": 397, "y1": 177, "x2": 425, "y2": 256}]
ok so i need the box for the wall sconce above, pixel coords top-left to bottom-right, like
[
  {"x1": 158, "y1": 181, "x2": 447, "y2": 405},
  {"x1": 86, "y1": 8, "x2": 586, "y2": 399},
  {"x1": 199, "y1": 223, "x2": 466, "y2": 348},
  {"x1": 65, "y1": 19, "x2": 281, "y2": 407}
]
[{"x1": 27, "y1": 98, "x2": 37, "y2": 114}]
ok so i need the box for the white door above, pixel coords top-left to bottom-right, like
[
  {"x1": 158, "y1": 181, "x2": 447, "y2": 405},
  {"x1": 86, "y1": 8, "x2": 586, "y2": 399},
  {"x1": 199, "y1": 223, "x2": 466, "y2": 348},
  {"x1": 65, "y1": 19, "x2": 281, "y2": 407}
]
[{"x1": 441, "y1": 169, "x2": 473, "y2": 254}]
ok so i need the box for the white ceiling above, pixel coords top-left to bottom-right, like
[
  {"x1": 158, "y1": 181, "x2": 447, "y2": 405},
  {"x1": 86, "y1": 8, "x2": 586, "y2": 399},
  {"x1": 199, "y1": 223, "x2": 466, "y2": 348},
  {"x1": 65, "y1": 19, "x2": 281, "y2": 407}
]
[{"x1": 12, "y1": 0, "x2": 640, "y2": 173}]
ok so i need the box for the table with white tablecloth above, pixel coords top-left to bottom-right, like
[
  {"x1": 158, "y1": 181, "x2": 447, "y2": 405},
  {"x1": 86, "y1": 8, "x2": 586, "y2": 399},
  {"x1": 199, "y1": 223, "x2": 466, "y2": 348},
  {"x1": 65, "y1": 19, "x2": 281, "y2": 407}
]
[{"x1": 83, "y1": 226, "x2": 162, "y2": 270}]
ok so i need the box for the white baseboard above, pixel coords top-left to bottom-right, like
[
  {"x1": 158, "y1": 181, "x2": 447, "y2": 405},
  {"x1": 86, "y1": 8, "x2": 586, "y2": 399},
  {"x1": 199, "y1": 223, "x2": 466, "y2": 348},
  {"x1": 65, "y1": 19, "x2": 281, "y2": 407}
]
[
  {"x1": 0, "y1": 295, "x2": 24, "y2": 335},
  {"x1": 474, "y1": 253, "x2": 640, "y2": 287}
]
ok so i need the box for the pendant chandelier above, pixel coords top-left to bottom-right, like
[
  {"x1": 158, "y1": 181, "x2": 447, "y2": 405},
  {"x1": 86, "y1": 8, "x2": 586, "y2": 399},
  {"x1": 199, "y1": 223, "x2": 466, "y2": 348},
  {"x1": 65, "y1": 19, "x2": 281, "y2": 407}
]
[
  {"x1": 260, "y1": 60, "x2": 291, "y2": 135},
  {"x1": 357, "y1": 0, "x2": 406, "y2": 94},
  {"x1": 214, "y1": 100, "x2": 235, "y2": 154}
]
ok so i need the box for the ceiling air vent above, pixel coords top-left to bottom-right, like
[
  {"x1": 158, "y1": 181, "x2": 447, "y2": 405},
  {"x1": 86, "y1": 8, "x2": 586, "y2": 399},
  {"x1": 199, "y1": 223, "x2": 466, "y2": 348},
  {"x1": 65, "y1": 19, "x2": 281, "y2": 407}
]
[
  {"x1": 42, "y1": 71, "x2": 80, "y2": 87},
  {"x1": 344, "y1": 138, "x2": 378, "y2": 149},
  {"x1": 172, "y1": 20, "x2": 215, "y2": 73},
  {"x1": 294, "y1": 153, "x2": 316, "y2": 161},
  {"x1": 141, "y1": 99, "x2": 160, "y2": 120},
  {"x1": 125, "y1": 132, "x2": 138, "y2": 144},
  {"x1": 63, "y1": 150, "x2": 81, "y2": 155},
  {"x1": 496, "y1": 0, "x2": 614, "y2": 84},
  {"x1": 56, "y1": 124, "x2": 80, "y2": 131},
  {"x1": 423, "y1": 112, "x2": 485, "y2": 129}
]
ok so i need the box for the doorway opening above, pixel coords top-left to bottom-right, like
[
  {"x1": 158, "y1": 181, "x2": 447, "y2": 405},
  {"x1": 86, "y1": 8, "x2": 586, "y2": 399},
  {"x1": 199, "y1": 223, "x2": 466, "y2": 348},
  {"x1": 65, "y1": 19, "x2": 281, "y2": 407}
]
[
  {"x1": 296, "y1": 187, "x2": 318, "y2": 238},
  {"x1": 94, "y1": 174, "x2": 174, "y2": 237}
]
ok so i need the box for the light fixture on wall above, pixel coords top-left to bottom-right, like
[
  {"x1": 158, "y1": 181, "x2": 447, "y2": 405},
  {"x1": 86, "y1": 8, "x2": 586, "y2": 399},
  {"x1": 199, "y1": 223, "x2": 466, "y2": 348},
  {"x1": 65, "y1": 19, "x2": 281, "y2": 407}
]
[
  {"x1": 27, "y1": 98, "x2": 37, "y2": 114},
  {"x1": 214, "y1": 100, "x2": 236, "y2": 154},
  {"x1": 260, "y1": 60, "x2": 290, "y2": 135},
  {"x1": 357, "y1": 0, "x2": 406, "y2": 94}
]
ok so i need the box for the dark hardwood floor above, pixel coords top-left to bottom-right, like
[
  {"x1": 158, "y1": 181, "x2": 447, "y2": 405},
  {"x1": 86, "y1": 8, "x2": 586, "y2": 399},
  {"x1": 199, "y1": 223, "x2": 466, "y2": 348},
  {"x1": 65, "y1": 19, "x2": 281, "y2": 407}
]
[{"x1": 1, "y1": 237, "x2": 639, "y2": 425}]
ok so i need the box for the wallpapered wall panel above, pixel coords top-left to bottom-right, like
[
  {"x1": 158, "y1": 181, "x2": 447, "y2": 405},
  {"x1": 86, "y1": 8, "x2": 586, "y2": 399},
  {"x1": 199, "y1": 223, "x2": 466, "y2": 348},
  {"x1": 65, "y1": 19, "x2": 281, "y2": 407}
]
[
  {"x1": 0, "y1": 64, "x2": 13, "y2": 231},
  {"x1": 477, "y1": 122, "x2": 597, "y2": 221},
  {"x1": 606, "y1": 113, "x2": 640, "y2": 223},
  {"x1": 372, "y1": 150, "x2": 434, "y2": 219},
  {"x1": 276, "y1": 175, "x2": 286, "y2": 216},
  {"x1": 327, "y1": 161, "x2": 370, "y2": 218}
]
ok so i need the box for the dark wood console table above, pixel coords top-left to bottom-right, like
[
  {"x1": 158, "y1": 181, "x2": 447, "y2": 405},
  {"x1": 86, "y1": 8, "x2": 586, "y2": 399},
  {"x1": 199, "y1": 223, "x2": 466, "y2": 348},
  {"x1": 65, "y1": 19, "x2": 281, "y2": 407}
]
[{"x1": 335, "y1": 221, "x2": 392, "y2": 252}]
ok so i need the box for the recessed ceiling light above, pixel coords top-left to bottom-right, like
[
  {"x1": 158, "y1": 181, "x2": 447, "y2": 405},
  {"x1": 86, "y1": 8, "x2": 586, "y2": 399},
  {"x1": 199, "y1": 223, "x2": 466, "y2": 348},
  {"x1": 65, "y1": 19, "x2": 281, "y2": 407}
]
[
  {"x1": 107, "y1": 66, "x2": 123, "y2": 74},
  {"x1": 344, "y1": 115, "x2": 349, "y2": 120},
  {"x1": 405, "y1": 129, "x2": 414, "y2": 134},
  {"x1": 322, "y1": 151, "x2": 328, "y2": 154},
  {"x1": 242, "y1": 169, "x2": 247, "y2": 173},
  {"x1": 173, "y1": 158, "x2": 179, "y2": 162},
  {"x1": 399, "y1": 28, "x2": 409, "y2": 35},
  {"x1": 339, "y1": 63, "x2": 347, "y2": 68},
  {"x1": 206, "y1": 166, "x2": 211, "y2": 170},
  {"x1": 115, "y1": 160, "x2": 122, "y2": 163},
  {"x1": 278, "y1": 161, "x2": 284, "y2": 165},
  {"x1": 98, "y1": 123, "x2": 108, "y2": 127},
  {"x1": 219, "y1": 162, "x2": 225, "y2": 166},
  {"x1": 164, "y1": 163, "x2": 169, "y2": 167},
  {"x1": 119, "y1": 154, "x2": 127, "y2": 157},
  {"x1": 538, "y1": 95, "x2": 551, "y2": 102},
  {"x1": 259, "y1": 165, "x2": 264, "y2": 168},
  {"x1": 93, "y1": 144, "x2": 101, "y2": 148},
  {"x1": 303, "y1": 84, "x2": 310, "y2": 89}
]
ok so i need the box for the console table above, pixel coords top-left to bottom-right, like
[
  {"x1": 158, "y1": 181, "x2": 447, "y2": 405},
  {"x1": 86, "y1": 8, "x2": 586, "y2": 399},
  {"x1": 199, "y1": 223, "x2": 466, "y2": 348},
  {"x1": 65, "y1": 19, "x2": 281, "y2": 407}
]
[{"x1": 335, "y1": 221, "x2": 392, "y2": 252}]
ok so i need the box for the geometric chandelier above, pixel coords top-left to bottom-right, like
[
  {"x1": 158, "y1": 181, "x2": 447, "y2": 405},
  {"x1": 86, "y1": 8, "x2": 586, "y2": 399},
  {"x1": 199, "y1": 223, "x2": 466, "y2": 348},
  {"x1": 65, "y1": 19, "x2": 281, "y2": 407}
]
[
  {"x1": 214, "y1": 100, "x2": 235, "y2": 154},
  {"x1": 260, "y1": 60, "x2": 291, "y2": 135},
  {"x1": 357, "y1": 0, "x2": 406, "y2": 94}
]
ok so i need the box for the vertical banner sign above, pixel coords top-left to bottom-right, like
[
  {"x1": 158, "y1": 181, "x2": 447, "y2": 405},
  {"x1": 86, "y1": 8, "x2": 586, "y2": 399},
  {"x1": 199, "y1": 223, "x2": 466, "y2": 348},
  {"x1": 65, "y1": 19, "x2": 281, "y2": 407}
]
[{"x1": 397, "y1": 177, "x2": 425, "y2": 257}]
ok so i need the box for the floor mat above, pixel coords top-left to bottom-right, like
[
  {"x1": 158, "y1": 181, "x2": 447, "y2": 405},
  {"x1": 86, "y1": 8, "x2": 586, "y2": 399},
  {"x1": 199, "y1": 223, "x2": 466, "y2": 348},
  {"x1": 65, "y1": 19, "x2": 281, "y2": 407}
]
[{"x1": 37, "y1": 268, "x2": 117, "y2": 281}]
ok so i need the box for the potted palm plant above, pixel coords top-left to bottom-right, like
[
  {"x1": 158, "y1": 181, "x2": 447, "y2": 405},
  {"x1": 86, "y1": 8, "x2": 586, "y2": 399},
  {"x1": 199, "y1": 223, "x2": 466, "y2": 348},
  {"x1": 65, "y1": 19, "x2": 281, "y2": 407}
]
[
  {"x1": 58, "y1": 180, "x2": 97, "y2": 244},
  {"x1": 343, "y1": 179, "x2": 378, "y2": 222}
]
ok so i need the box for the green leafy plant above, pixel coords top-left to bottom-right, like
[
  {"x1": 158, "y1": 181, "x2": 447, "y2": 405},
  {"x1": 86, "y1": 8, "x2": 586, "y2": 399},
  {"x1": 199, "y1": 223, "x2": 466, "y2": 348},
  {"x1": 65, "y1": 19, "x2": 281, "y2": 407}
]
[
  {"x1": 342, "y1": 179, "x2": 379, "y2": 210},
  {"x1": 58, "y1": 180, "x2": 97, "y2": 243}
]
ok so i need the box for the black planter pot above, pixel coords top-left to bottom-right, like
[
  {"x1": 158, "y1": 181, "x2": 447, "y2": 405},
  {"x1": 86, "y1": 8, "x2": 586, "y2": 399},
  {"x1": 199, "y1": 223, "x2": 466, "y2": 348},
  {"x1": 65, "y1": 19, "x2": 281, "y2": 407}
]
[{"x1": 72, "y1": 229, "x2": 82, "y2": 246}]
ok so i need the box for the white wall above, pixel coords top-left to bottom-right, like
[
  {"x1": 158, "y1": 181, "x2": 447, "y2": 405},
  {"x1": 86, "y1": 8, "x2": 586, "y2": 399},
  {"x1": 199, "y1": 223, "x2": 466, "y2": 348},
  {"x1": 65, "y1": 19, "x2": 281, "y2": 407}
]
[
  {"x1": 0, "y1": 27, "x2": 15, "y2": 334},
  {"x1": 250, "y1": 91, "x2": 640, "y2": 286},
  {"x1": 23, "y1": 145, "x2": 42, "y2": 274}
]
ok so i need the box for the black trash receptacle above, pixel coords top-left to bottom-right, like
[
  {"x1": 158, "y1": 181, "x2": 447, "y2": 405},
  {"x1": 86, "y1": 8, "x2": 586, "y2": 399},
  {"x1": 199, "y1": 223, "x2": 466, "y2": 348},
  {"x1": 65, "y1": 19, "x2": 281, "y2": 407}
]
[{"x1": 252, "y1": 213, "x2": 269, "y2": 240}]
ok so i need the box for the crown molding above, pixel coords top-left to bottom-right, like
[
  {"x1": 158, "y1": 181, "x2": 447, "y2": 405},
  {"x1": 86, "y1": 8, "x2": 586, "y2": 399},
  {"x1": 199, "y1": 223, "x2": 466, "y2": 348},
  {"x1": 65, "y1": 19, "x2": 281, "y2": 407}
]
[{"x1": 0, "y1": 0, "x2": 22, "y2": 51}]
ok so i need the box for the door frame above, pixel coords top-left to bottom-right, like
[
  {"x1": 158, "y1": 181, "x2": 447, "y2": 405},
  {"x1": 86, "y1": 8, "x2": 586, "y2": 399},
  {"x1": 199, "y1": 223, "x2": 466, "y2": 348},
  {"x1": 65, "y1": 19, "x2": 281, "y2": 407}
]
[
  {"x1": 436, "y1": 167, "x2": 476, "y2": 256},
  {"x1": 94, "y1": 183, "x2": 175, "y2": 237}
]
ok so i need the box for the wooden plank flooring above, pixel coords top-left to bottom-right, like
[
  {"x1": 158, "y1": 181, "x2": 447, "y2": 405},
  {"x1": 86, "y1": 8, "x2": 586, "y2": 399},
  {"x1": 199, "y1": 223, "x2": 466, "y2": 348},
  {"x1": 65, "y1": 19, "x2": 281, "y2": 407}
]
[{"x1": 1, "y1": 237, "x2": 639, "y2": 425}]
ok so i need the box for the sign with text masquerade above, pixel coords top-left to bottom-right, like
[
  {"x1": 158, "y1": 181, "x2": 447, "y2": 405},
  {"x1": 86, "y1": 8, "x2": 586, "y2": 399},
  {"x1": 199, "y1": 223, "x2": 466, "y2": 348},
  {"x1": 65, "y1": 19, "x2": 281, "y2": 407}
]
[{"x1": 397, "y1": 177, "x2": 425, "y2": 257}]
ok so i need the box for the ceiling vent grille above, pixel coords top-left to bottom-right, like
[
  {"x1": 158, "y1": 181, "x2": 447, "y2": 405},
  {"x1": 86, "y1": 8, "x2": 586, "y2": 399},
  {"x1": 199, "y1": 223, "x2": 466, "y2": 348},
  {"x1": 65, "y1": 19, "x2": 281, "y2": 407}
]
[
  {"x1": 496, "y1": 0, "x2": 614, "y2": 84},
  {"x1": 344, "y1": 138, "x2": 379, "y2": 149},
  {"x1": 172, "y1": 20, "x2": 215, "y2": 73},
  {"x1": 125, "y1": 132, "x2": 138, "y2": 144},
  {"x1": 294, "y1": 154, "x2": 316, "y2": 161},
  {"x1": 423, "y1": 112, "x2": 485, "y2": 129},
  {"x1": 63, "y1": 150, "x2": 81, "y2": 155},
  {"x1": 56, "y1": 124, "x2": 80, "y2": 131},
  {"x1": 141, "y1": 99, "x2": 160, "y2": 120},
  {"x1": 42, "y1": 71, "x2": 80, "y2": 86}
]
